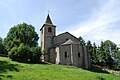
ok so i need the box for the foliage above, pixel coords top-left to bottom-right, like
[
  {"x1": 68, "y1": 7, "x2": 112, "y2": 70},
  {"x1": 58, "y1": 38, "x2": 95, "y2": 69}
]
[
  {"x1": 78, "y1": 36, "x2": 86, "y2": 45},
  {"x1": 86, "y1": 40, "x2": 93, "y2": 62},
  {"x1": 30, "y1": 46, "x2": 41, "y2": 62},
  {"x1": 0, "y1": 57, "x2": 120, "y2": 80},
  {"x1": 4, "y1": 23, "x2": 41, "y2": 62},
  {"x1": 92, "y1": 42, "x2": 98, "y2": 64},
  {"x1": 0, "y1": 37, "x2": 7, "y2": 55},
  {"x1": 97, "y1": 41, "x2": 106, "y2": 65},
  {"x1": 98, "y1": 40, "x2": 118, "y2": 68},
  {"x1": 85, "y1": 37, "x2": 120, "y2": 69}
]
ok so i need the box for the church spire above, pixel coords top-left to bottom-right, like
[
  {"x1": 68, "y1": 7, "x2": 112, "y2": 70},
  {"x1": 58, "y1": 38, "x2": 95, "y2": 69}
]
[{"x1": 45, "y1": 14, "x2": 53, "y2": 24}]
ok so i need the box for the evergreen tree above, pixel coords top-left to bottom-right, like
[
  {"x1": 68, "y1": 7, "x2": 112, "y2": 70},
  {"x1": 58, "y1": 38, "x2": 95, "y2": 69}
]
[
  {"x1": 87, "y1": 41, "x2": 98, "y2": 64},
  {"x1": 98, "y1": 41, "x2": 106, "y2": 66},
  {"x1": 86, "y1": 40, "x2": 93, "y2": 63},
  {"x1": 79, "y1": 36, "x2": 86, "y2": 45},
  {"x1": 92, "y1": 42, "x2": 98, "y2": 64}
]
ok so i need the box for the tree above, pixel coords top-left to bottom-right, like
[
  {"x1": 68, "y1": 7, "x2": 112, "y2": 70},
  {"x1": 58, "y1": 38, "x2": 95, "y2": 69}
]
[
  {"x1": 0, "y1": 37, "x2": 7, "y2": 55},
  {"x1": 86, "y1": 41, "x2": 99, "y2": 64},
  {"x1": 98, "y1": 40, "x2": 118, "y2": 68},
  {"x1": 79, "y1": 36, "x2": 86, "y2": 45},
  {"x1": 92, "y1": 42, "x2": 98, "y2": 64},
  {"x1": 103, "y1": 40, "x2": 118, "y2": 56},
  {"x1": 113, "y1": 50, "x2": 120, "y2": 68},
  {"x1": 97, "y1": 41, "x2": 106, "y2": 66},
  {"x1": 114, "y1": 50, "x2": 120, "y2": 60},
  {"x1": 4, "y1": 23, "x2": 41, "y2": 62},
  {"x1": 86, "y1": 40, "x2": 93, "y2": 63}
]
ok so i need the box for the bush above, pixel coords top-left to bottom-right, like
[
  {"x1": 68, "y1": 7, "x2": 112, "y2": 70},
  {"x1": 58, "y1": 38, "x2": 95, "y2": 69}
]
[{"x1": 8, "y1": 43, "x2": 41, "y2": 63}]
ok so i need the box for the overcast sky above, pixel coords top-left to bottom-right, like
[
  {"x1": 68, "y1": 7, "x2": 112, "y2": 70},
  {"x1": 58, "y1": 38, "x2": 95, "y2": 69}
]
[{"x1": 0, "y1": 0, "x2": 120, "y2": 45}]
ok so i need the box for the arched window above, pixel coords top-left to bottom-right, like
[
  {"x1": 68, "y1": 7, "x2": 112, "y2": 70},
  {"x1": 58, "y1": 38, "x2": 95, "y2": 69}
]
[
  {"x1": 78, "y1": 53, "x2": 80, "y2": 58},
  {"x1": 48, "y1": 27, "x2": 52, "y2": 32},
  {"x1": 65, "y1": 52, "x2": 67, "y2": 58}
]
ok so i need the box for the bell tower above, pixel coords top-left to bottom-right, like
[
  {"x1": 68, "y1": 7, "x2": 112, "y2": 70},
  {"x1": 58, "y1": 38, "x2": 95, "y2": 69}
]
[{"x1": 40, "y1": 14, "x2": 56, "y2": 62}]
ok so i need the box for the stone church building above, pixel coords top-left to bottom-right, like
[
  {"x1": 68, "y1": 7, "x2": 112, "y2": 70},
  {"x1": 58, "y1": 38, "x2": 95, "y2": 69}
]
[{"x1": 40, "y1": 14, "x2": 90, "y2": 68}]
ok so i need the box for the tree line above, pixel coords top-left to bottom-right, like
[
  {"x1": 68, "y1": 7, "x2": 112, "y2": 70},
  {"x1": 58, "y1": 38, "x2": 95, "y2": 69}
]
[
  {"x1": 0, "y1": 23, "x2": 120, "y2": 69},
  {"x1": 79, "y1": 36, "x2": 120, "y2": 69}
]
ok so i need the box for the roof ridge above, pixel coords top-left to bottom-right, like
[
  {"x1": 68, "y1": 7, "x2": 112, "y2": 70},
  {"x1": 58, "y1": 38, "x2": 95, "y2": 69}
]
[{"x1": 62, "y1": 39, "x2": 79, "y2": 45}]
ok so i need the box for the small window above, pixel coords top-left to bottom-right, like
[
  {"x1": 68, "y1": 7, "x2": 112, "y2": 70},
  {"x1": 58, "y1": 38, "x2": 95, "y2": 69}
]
[
  {"x1": 78, "y1": 53, "x2": 80, "y2": 58},
  {"x1": 65, "y1": 52, "x2": 67, "y2": 58},
  {"x1": 48, "y1": 27, "x2": 52, "y2": 32}
]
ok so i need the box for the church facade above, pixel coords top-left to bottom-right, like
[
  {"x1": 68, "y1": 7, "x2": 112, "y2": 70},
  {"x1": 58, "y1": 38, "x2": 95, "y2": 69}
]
[{"x1": 40, "y1": 14, "x2": 91, "y2": 68}]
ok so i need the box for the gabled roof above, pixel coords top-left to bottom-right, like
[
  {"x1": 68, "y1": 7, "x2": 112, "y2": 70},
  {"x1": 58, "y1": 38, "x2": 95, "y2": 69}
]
[
  {"x1": 56, "y1": 32, "x2": 79, "y2": 40},
  {"x1": 62, "y1": 39, "x2": 79, "y2": 45},
  {"x1": 45, "y1": 14, "x2": 53, "y2": 24}
]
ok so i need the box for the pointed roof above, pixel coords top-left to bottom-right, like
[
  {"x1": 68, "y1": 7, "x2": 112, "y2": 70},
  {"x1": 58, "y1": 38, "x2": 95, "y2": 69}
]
[
  {"x1": 45, "y1": 14, "x2": 53, "y2": 24},
  {"x1": 62, "y1": 39, "x2": 79, "y2": 45},
  {"x1": 40, "y1": 14, "x2": 56, "y2": 31}
]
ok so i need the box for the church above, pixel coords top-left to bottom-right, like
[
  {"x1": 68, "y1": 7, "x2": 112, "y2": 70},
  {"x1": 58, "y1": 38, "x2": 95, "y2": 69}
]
[{"x1": 40, "y1": 14, "x2": 91, "y2": 68}]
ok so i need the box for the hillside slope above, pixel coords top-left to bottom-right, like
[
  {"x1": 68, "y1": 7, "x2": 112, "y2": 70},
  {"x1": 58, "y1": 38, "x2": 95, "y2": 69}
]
[{"x1": 0, "y1": 57, "x2": 120, "y2": 80}]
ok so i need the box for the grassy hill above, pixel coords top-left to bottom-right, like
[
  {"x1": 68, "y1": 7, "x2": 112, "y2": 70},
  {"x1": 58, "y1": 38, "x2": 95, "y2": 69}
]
[{"x1": 0, "y1": 57, "x2": 120, "y2": 80}]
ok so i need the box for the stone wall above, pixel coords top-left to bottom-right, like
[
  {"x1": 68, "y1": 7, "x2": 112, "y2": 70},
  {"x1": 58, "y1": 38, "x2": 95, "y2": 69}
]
[
  {"x1": 54, "y1": 32, "x2": 79, "y2": 46},
  {"x1": 49, "y1": 48, "x2": 56, "y2": 63},
  {"x1": 59, "y1": 45, "x2": 71, "y2": 65},
  {"x1": 56, "y1": 44, "x2": 90, "y2": 68},
  {"x1": 72, "y1": 44, "x2": 82, "y2": 67},
  {"x1": 40, "y1": 24, "x2": 56, "y2": 62}
]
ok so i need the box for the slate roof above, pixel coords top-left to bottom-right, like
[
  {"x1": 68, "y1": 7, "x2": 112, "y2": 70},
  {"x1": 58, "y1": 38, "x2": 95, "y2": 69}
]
[
  {"x1": 45, "y1": 14, "x2": 53, "y2": 24},
  {"x1": 40, "y1": 14, "x2": 56, "y2": 31}
]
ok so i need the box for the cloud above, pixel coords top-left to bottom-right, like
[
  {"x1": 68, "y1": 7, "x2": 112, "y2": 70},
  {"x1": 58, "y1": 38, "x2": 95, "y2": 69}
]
[
  {"x1": 69, "y1": 0, "x2": 120, "y2": 45},
  {"x1": 0, "y1": 0, "x2": 22, "y2": 22}
]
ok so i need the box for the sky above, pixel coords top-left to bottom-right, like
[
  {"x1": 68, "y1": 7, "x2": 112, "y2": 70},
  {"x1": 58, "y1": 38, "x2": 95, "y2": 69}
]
[{"x1": 0, "y1": 0, "x2": 120, "y2": 46}]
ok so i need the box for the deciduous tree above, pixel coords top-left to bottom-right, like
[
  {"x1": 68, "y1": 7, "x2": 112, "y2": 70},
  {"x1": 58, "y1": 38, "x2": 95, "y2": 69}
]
[{"x1": 4, "y1": 23, "x2": 41, "y2": 62}]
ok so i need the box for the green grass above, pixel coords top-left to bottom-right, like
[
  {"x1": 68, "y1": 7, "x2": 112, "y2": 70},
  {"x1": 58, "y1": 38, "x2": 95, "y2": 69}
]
[{"x1": 0, "y1": 57, "x2": 120, "y2": 80}]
